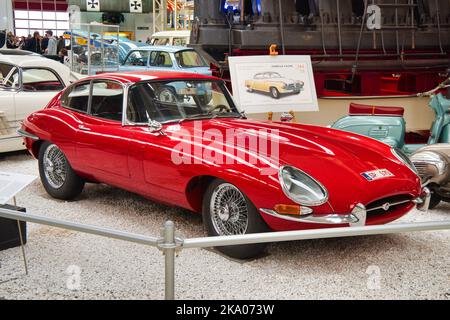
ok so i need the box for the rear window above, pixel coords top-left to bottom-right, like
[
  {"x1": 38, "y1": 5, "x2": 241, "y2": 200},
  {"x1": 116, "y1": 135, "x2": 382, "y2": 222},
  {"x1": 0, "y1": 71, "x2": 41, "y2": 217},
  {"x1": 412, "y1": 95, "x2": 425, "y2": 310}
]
[
  {"x1": 174, "y1": 50, "x2": 207, "y2": 68},
  {"x1": 61, "y1": 82, "x2": 91, "y2": 113}
]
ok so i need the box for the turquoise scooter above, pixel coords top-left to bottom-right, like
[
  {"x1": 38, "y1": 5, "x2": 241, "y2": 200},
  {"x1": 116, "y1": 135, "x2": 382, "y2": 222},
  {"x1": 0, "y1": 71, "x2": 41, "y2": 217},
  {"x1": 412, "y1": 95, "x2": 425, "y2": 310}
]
[{"x1": 332, "y1": 78, "x2": 450, "y2": 155}]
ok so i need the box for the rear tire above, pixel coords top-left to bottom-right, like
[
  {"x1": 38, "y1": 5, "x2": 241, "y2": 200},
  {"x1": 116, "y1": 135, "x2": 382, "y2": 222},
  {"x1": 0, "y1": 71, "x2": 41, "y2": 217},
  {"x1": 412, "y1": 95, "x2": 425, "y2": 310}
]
[
  {"x1": 202, "y1": 179, "x2": 269, "y2": 259},
  {"x1": 38, "y1": 142, "x2": 85, "y2": 200}
]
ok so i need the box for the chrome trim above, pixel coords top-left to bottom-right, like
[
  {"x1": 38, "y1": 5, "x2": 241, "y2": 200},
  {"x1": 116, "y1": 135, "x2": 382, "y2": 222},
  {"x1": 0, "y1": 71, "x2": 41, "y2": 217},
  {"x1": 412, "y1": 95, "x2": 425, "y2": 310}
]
[
  {"x1": 414, "y1": 187, "x2": 431, "y2": 212},
  {"x1": 278, "y1": 166, "x2": 329, "y2": 207},
  {"x1": 260, "y1": 208, "x2": 360, "y2": 225},
  {"x1": 366, "y1": 199, "x2": 411, "y2": 213},
  {"x1": 17, "y1": 129, "x2": 39, "y2": 141}
]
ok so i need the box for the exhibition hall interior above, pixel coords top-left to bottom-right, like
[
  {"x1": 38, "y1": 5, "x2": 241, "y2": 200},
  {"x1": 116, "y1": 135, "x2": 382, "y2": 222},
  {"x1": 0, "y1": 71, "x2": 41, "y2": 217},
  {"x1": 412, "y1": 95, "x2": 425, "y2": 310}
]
[{"x1": 0, "y1": 0, "x2": 449, "y2": 302}]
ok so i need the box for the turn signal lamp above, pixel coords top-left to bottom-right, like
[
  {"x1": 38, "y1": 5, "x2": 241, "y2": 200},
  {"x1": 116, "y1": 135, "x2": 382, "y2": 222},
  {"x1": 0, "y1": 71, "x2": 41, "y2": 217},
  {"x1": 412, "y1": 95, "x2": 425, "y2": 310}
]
[{"x1": 274, "y1": 204, "x2": 314, "y2": 216}]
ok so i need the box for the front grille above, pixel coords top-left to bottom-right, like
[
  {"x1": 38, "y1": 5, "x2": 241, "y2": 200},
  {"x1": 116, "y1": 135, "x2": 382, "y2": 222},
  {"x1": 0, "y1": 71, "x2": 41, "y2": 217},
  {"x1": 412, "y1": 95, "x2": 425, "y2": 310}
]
[
  {"x1": 366, "y1": 194, "x2": 413, "y2": 216},
  {"x1": 411, "y1": 161, "x2": 432, "y2": 177},
  {"x1": 286, "y1": 83, "x2": 301, "y2": 90}
]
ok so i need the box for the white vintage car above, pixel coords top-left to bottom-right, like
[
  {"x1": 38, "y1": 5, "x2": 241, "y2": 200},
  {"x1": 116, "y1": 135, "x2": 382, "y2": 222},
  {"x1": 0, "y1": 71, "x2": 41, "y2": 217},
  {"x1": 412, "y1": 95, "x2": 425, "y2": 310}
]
[{"x1": 0, "y1": 54, "x2": 79, "y2": 153}]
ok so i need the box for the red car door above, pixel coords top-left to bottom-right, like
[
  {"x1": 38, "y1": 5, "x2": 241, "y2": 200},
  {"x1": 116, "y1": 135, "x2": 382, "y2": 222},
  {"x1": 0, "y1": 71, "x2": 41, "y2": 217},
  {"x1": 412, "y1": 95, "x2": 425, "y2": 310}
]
[{"x1": 75, "y1": 80, "x2": 132, "y2": 187}]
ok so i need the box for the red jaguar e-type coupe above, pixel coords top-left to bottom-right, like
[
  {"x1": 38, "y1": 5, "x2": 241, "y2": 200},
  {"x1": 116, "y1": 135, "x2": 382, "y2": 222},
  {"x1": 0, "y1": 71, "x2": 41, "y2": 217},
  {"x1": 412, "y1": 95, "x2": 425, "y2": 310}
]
[{"x1": 19, "y1": 71, "x2": 429, "y2": 259}]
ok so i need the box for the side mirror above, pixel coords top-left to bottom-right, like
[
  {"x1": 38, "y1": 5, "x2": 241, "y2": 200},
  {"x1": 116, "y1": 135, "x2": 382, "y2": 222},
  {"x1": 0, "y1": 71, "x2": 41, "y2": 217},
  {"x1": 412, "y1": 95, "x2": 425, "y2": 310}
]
[{"x1": 148, "y1": 120, "x2": 166, "y2": 135}]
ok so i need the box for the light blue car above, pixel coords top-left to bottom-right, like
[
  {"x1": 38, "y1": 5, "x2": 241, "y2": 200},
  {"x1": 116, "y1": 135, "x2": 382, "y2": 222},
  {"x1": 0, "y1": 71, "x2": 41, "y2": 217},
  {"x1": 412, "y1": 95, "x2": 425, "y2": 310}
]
[{"x1": 120, "y1": 46, "x2": 212, "y2": 75}]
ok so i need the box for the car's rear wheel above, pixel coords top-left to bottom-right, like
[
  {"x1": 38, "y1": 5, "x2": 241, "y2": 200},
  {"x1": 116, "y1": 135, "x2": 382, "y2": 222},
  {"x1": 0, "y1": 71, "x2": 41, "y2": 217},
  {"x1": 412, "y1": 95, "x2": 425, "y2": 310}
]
[
  {"x1": 202, "y1": 179, "x2": 269, "y2": 259},
  {"x1": 270, "y1": 87, "x2": 280, "y2": 99},
  {"x1": 39, "y1": 142, "x2": 85, "y2": 200}
]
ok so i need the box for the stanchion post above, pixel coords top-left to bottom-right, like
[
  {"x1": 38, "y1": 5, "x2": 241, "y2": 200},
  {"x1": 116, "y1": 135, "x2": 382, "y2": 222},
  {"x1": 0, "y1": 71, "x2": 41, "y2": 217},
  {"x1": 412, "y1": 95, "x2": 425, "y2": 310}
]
[{"x1": 163, "y1": 221, "x2": 176, "y2": 300}]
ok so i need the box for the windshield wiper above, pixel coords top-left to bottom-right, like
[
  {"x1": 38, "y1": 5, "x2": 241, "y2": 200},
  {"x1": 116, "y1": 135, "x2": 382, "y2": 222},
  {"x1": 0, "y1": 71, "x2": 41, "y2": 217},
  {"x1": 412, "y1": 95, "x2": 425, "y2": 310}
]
[{"x1": 178, "y1": 112, "x2": 217, "y2": 124}]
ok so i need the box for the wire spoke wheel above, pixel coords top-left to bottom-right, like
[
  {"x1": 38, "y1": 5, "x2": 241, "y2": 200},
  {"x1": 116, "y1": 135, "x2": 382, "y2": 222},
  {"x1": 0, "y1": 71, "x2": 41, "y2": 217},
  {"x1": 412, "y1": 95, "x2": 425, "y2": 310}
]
[
  {"x1": 43, "y1": 144, "x2": 67, "y2": 189},
  {"x1": 210, "y1": 183, "x2": 249, "y2": 236}
]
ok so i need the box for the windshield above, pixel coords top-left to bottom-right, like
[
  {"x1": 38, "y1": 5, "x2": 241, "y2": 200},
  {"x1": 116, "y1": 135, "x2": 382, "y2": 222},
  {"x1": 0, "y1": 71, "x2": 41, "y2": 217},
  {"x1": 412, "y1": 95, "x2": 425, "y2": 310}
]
[
  {"x1": 127, "y1": 80, "x2": 240, "y2": 124},
  {"x1": 175, "y1": 50, "x2": 208, "y2": 68}
]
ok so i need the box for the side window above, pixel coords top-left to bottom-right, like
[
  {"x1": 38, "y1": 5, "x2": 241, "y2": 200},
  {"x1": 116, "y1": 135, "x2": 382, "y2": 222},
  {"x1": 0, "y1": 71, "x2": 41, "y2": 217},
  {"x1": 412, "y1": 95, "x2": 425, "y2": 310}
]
[
  {"x1": 124, "y1": 51, "x2": 150, "y2": 66},
  {"x1": 152, "y1": 52, "x2": 173, "y2": 68},
  {"x1": 61, "y1": 82, "x2": 91, "y2": 113},
  {"x1": 0, "y1": 63, "x2": 19, "y2": 89},
  {"x1": 22, "y1": 68, "x2": 64, "y2": 92},
  {"x1": 149, "y1": 51, "x2": 158, "y2": 66},
  {"x1": 90, "y1": 81, "x2": 124, "y2": 122}
]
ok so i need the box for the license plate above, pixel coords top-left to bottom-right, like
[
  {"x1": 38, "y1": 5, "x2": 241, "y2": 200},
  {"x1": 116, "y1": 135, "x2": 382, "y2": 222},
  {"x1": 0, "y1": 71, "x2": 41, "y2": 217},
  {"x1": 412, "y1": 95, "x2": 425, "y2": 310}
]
[{"x1": 361, "y1": 169, "x2": 394, "y2": 181}]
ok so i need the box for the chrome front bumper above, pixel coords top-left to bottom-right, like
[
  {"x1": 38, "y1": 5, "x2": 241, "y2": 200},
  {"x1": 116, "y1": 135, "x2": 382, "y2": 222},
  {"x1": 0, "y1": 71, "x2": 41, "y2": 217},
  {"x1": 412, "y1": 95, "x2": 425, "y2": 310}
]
[
  {"x1": 17, "y1": 129, "x2": 39, "y2": 141},
  {"x1": 260, "y1": 188, "x2": 431, "y2": 226}
]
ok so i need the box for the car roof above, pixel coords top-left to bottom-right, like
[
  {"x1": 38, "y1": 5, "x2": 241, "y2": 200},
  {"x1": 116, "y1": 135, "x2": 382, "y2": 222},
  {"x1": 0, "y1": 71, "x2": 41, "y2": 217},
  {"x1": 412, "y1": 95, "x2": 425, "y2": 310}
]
[
  {"x1": 84, "y1": 71, "x2": 220, "y2": 84},
  {"x1": 0, "y1": 54, "x2": 71, "y2": 76},
  {"x1": 151, "y1": 30, "x2": 191, "y2": 37},
  {"x1": 0, "y1": 49, "x2": 40, "y2": 56},
  {"x1": 128, "y1": 45, "x2": 191, "y2": 53}
]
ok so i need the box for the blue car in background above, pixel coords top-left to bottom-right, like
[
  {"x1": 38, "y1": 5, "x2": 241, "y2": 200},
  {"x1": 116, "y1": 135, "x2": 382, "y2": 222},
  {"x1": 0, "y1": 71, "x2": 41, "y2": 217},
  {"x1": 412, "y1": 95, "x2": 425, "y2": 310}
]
[{"x1": 120, "y1": 46, "x2": 212, "y2": 75}]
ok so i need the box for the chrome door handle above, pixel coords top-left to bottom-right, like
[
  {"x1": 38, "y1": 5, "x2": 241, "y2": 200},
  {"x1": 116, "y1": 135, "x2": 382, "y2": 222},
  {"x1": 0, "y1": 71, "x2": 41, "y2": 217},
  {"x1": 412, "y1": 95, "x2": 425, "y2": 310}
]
[{"x1": 78, "y1": 125, "x2": 91, "y2": 131}]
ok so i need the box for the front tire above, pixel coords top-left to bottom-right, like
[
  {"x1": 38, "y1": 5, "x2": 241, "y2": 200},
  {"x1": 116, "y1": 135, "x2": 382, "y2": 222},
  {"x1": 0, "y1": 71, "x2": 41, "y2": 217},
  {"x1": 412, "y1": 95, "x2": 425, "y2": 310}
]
[
  {"x1": 270, "y1": 87, "x2": 280, "y2": 99},
  {"x1": 429, "y1": 192, "x2": 441, "y2": 210},
  {"x1": 39, "y1": 142, "x2": 85, "y2": 200},
  {"x1": 202, "y1": 179, "x2": 269, "y2": 259}
]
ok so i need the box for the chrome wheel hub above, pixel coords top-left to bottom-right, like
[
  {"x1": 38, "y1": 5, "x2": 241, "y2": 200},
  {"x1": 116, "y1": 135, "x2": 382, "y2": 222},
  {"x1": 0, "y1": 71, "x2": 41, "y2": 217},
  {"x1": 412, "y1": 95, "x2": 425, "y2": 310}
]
[
  {"x1": 210, "y1": 183, "x2": 249, "y2": 236},
  {"x1": 43, "y1": 144, "x2": 67, "y2": 189}
]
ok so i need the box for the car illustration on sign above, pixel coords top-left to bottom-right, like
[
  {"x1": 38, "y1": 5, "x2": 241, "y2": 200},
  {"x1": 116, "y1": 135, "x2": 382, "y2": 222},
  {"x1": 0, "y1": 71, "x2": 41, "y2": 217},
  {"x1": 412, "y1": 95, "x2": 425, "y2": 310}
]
[
  {"x1": 244, "y1": 72, "x2": 304, "y2": 99},
  {"x1": 19, "y1": 71, "x2": 429, "y2": 259}
]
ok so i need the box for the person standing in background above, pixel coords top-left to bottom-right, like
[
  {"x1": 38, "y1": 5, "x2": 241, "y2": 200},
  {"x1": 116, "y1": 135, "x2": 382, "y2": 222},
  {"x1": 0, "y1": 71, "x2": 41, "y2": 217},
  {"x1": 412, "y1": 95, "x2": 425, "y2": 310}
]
[
  {"x1": 45, "y1": 30, "x2": 57, "y2": 55},
  {"x1": 25, "y1": 31, "x2": 42, "y2": 53},
  {"x1": 41, "y1": 31, "x2": 49, "y2": 53},
  {"x1": 6, "y1": 32, "x2": 17, "y2": 48},
  {"x1": 57, "y1": 36, "x2": 65, "y2": 53}
]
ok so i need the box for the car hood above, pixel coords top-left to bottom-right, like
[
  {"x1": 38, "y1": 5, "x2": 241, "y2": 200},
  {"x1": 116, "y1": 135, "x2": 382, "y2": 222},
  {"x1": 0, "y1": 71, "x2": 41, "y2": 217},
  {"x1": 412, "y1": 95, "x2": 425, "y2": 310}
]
[{"x1": 172, "y1": 118, "x2": 421, "y2": 211}]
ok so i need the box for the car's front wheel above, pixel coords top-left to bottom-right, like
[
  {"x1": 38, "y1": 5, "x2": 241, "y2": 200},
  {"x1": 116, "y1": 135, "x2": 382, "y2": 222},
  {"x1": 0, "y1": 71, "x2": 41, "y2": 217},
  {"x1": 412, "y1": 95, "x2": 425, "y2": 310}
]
[
  {"x1": 202, "y1": 179, "x2": 269, "y2": 259},
  {"x1": 270, "y1": 87, "x2": 280, "y2": 99},
  {"x1": 39, "y1": 142, "x2": 85, "y2": 200}
]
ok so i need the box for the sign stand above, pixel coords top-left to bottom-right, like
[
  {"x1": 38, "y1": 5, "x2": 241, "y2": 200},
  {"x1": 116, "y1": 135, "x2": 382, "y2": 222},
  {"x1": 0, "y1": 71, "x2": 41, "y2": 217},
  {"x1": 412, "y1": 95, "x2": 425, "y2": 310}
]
[
  {"x1": 0, "y1": 172, "x2": 36, "y2": 276},
  {"x1": 13, "y1": 196, "x2": 28, "y2": 275}
]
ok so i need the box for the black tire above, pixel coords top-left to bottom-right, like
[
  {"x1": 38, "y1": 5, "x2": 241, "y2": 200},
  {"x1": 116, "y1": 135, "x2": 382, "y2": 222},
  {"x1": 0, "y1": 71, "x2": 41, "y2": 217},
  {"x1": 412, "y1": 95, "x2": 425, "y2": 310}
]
[
  {"x1": 38, "y1": 141, "x2": 85, "y2": 200},
  {"x1": 202, "y1": 179, "x2": 269, "y2": 259},
  {"x1": 429, "y1": 192, "x2": 441, "y2": 210},
  {"x1": 270, "y1": 87, "x2": 280, "y2": 99}
]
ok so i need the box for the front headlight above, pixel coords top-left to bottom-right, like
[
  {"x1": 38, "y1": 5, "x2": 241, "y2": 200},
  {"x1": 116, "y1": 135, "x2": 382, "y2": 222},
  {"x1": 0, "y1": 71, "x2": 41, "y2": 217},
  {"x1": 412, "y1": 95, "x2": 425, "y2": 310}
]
[
  {"x1": 410, "y1": 151, "x2": 447, "y2": 176},
  {"x1": 279, "y1": 166, "x2": 328, "y2": 206},
  {"x1": 391, "y1": 148, "x2": 419, "y2": 175}
]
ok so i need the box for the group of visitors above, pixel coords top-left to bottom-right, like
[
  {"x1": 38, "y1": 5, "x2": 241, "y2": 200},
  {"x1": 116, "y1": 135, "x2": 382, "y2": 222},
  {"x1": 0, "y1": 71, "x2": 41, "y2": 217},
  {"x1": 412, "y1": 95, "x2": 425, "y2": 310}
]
[{"x1": 6, "y1": 30, "x2": 68, "y2": 60}]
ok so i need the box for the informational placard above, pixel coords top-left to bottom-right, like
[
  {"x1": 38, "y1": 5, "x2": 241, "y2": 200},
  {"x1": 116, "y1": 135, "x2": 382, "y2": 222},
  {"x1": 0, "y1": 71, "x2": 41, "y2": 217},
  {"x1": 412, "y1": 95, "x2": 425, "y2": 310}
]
[
  {"x1": 228, "y1": 55, "x2": 318, "y2": 114},
  {"x1": 0, "y1": 172, "x2": 36, "y2": 205}
]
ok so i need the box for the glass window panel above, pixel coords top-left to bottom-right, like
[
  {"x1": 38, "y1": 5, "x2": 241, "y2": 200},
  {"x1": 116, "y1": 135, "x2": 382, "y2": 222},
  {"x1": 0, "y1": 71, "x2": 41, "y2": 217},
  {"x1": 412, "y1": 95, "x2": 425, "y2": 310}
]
[
  {"x1": 14, "y1": 20, "x2": 29, "y2": 28},
  {"x1": 57, "y1": 21, "x2": 69, "y2": 30},
  {"x1": 56, "y1": 12, "x2": 69, "y2": 21},
  {"x1": 29, "y1": 20, "x2": 43, "y2": 29},
  {"x1": 43, "y1": 21, "x2": 57, "y2": 29},
  {"x1": 28, "y1": 11, "x2": 42, "y2": 20},
  {"x1": 15, "y1": 29, "x2": 30, "y2": 37},
  {"x1": 14, "y1": 10, "x2": 28, "y2": 19},
  {"x1": 43, "y1": 11, "x2": 56, "y2": 20}
]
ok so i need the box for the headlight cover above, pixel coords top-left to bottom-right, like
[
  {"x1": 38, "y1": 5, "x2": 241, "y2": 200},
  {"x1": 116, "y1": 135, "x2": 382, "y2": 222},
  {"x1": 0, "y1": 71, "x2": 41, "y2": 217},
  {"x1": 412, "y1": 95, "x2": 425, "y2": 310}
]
[
  {"x1": 279, "y1": 166, "x2": 328, "y2": 206},
  {"x1": 410, "y1": 151, "x2": 447, "y2": 175},
  {"x1": 391, "y1": 148, "x2": 419, "y2": 175}
]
